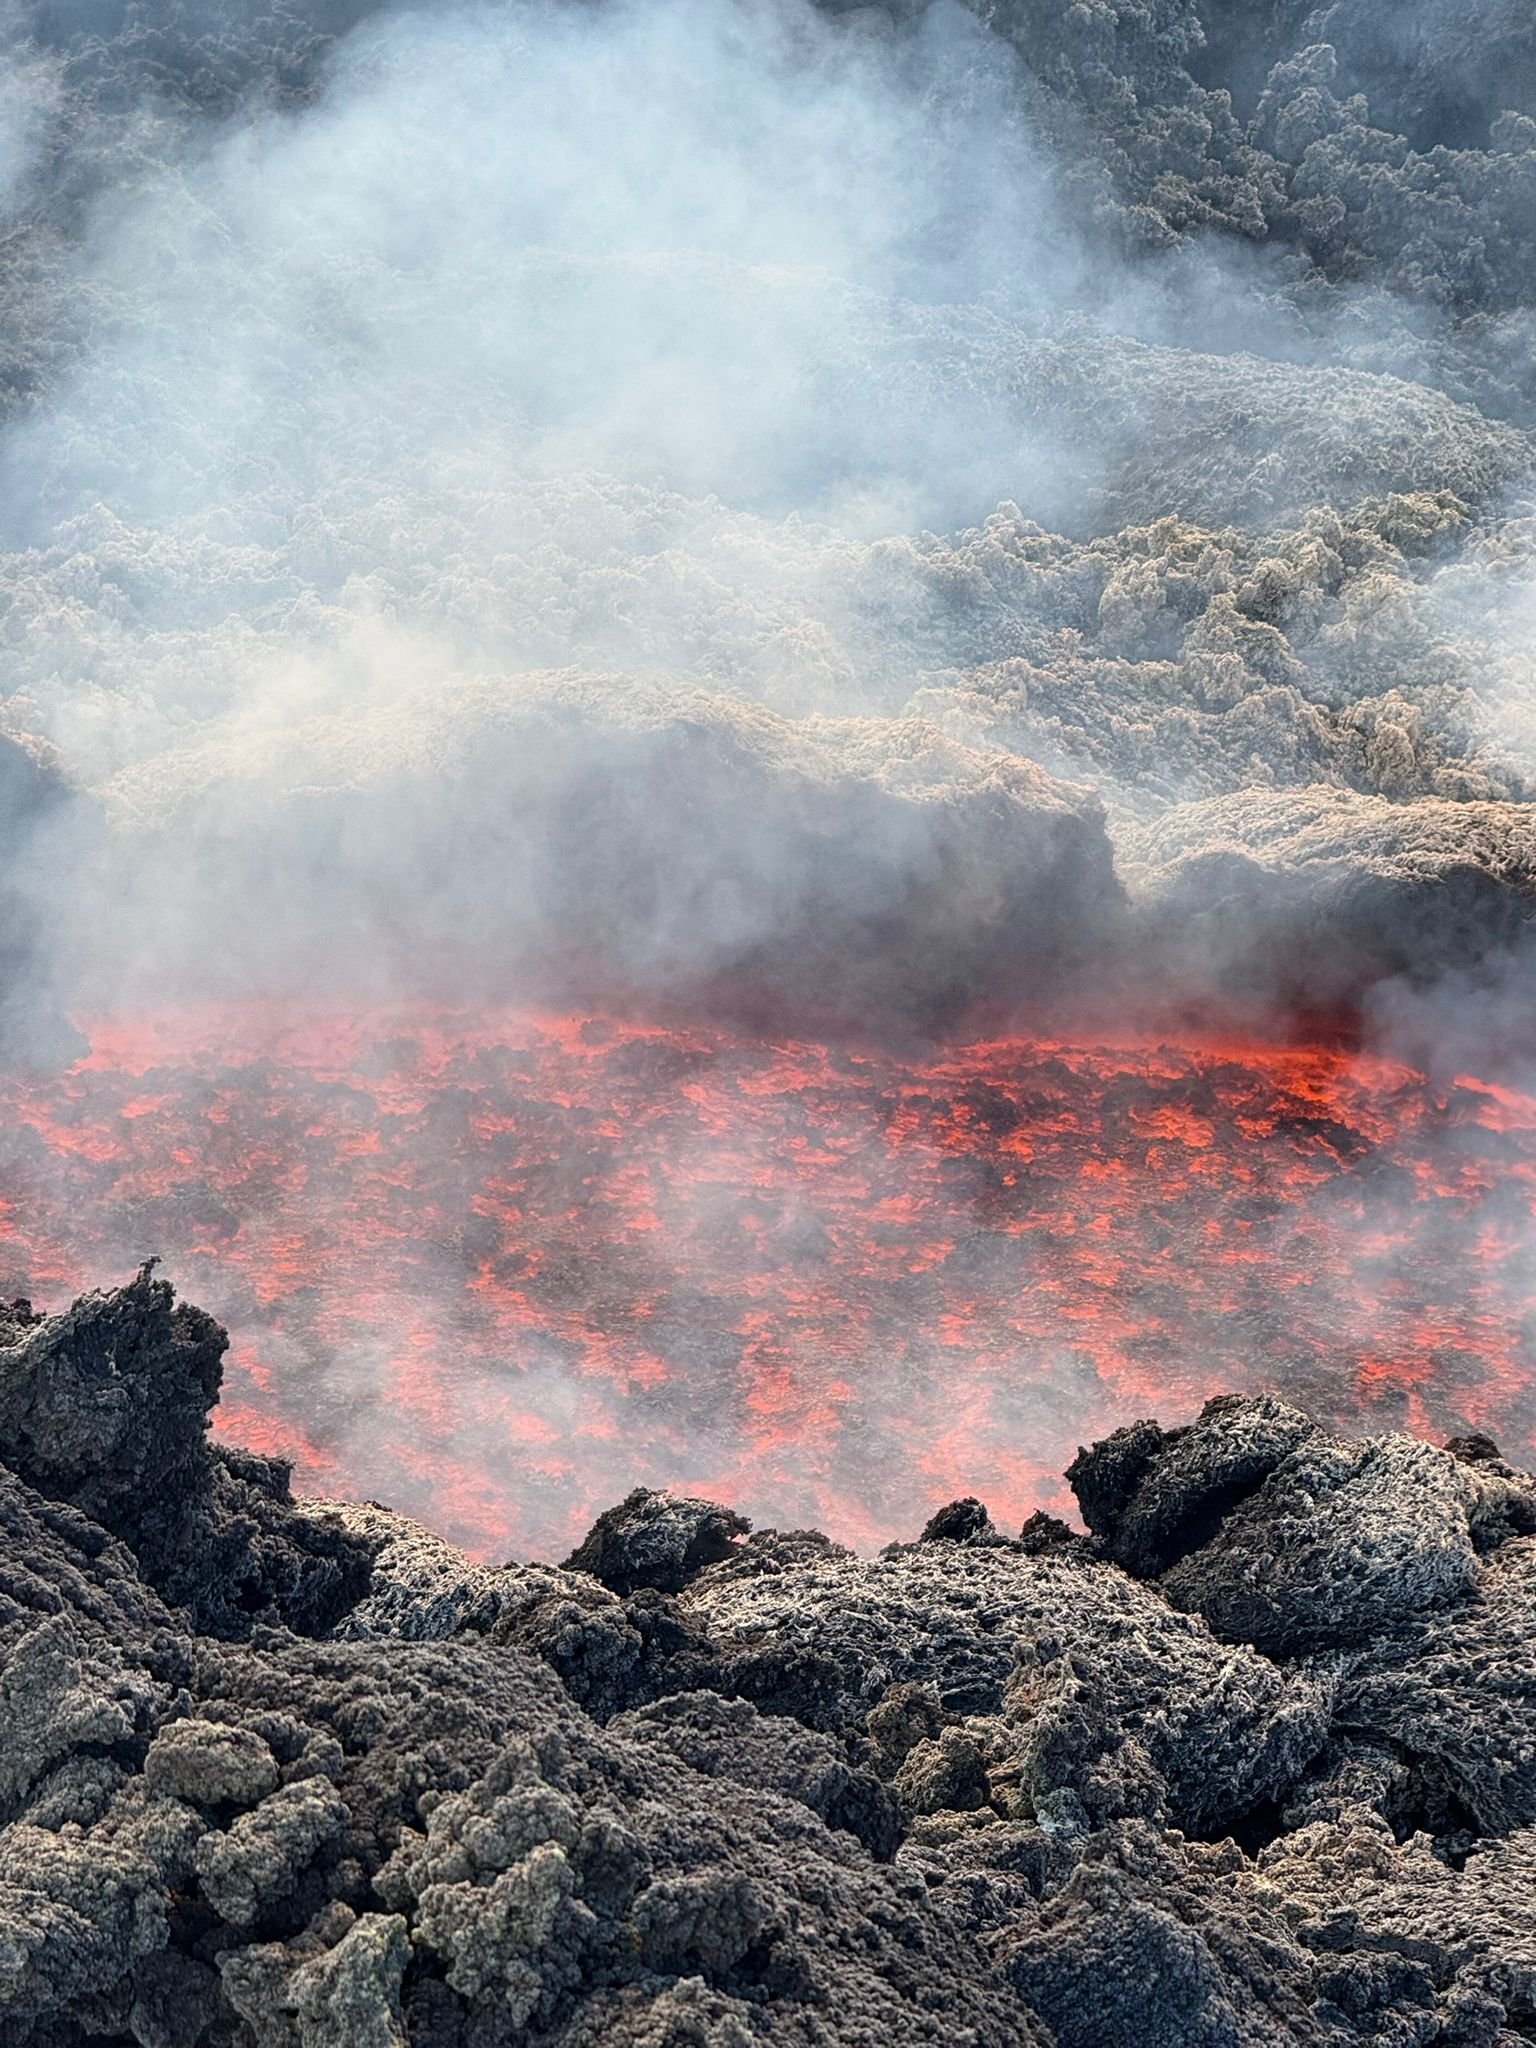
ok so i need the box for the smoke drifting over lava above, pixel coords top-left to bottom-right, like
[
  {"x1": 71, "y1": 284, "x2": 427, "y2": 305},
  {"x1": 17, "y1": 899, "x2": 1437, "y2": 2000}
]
[
  {"x1": 2, "y1": 1007, "x2": 1533, "y2": 1563},
  {"x1": 3, "y1": 0, "x2": 1536, "y2": 1534}
]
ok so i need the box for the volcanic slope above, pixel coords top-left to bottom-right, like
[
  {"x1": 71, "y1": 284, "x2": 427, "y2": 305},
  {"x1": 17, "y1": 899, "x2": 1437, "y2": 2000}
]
[
  {"x1": 6, "y1": 0, "x2": 1536, "y2": 1025},
  {"x1": 9, "y1": 1270, "x2": 1536, "y2": 2045}
]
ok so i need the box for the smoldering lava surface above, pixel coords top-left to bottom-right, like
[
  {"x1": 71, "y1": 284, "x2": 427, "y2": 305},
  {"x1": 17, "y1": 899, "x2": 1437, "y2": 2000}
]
[{"x1": 0, "y1": 1006, "x2": 1530, "y2": 1560}]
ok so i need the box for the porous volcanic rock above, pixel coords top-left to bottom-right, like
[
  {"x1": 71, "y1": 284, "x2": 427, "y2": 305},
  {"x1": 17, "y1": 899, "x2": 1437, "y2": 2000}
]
[
  {"x1": 0, "y1": 1265, "x2": 372, "y2": 1641},
  {"x1": 1072, "y1": 1390, "x2": 1536, "y2": 1655},
  {"x1": 680, "y1": 1520, "x2": 1335, "y2": 1837},
  {"x1": 9, "y1": 1277, "x2": 1536, "y2": 2044},
  {"x1": 562, "y1": 1487, "x2": 751, "y2": 1597},
  {"x1": 1335, "y1": 1535, "x2": 1536, "y2": 1839}
]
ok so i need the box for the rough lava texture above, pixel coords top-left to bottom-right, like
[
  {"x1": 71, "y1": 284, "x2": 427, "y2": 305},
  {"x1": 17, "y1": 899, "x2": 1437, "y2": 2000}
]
[
  {"x1": 8, "y1": 1277, "x2": 1536, "y2": 2043},
  {"x1": 0, "y1": 1279, "x2": 1042, "y2": 2048},
  {"x1": 0, "y1": 1263, "x2": 372, "y2": 1642},
  {"x1": 562, "y1": 1488, "x2": 753, "y2": 1599}
]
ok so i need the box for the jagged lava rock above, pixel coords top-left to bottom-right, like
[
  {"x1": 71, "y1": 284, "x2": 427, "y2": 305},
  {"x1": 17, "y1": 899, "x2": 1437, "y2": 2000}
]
[
  {"x1": 562, "y1": 1487, "x2": 751, "y2": 1597},
  {"x1": 0, "y1": 1266, "x2": 371, "y2": 1640},
  {"x1": 1072, "y1": 1392, "x2": 1536, "y2": 1656},
  {"x1": 8, "y1": 1280, "x2": 1536, "y2": 2044},
  {"x1": 680, "y1": 1527, "x2": 1333, "y2": 1836}
]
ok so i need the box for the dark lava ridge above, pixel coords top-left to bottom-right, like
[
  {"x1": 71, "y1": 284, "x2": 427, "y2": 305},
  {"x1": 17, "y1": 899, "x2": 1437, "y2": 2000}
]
[{"x1": 5, "y1": 1270, "x2": 1536, "y2": 2043}]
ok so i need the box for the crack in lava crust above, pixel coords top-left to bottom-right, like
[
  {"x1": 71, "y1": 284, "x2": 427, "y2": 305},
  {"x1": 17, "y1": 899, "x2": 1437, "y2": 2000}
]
[{"x1": 0, "y1": 1006, "x2": 1532, "y2": 1559}]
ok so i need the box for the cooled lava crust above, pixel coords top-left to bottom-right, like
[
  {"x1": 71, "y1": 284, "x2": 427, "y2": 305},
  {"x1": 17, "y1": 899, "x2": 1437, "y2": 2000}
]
[{"x1": 6, "y1": 1266, "x2": 1536, "y2": 2046}]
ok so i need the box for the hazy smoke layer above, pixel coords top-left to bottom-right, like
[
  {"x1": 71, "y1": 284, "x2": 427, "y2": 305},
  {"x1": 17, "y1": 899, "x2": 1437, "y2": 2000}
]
[{"x1": 1, "y1": 0, "x2": 1535, "y2": 1035}]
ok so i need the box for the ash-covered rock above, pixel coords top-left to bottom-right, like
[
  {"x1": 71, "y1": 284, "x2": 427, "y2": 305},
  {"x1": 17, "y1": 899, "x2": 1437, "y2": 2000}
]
[
  {"x1": 10, "y1": 1275, "x2": 1536, "y2": 2043},
  {"x1": 324, "y1": 1500, "x2": 593, "y2": 1646},
  {"x1": 0, "y1": 1294, "x2": 1044, "y2": 2045},
  {"x1": 681, "y1": 1516, "x2": 1335, "y2": 1838},
  {"x1": 1333, "y1": 1535, "x2": 1536, "y2": 1840},
  {"x1": 1071, "y1": 1390, "x2": 1536, "y2": 1655}
]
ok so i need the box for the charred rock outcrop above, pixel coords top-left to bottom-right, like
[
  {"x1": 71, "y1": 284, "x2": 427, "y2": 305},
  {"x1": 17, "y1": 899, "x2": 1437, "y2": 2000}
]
[
  {"x1": 0, "y1": 1281, "x2": 1040, "y2": 2048},
  {"x1": 0, "y1": 1265, "x2": 371, "y2": 1641},
  {"x1": 562, "y1": 1488, "x2": 752, "y2": 1598}
]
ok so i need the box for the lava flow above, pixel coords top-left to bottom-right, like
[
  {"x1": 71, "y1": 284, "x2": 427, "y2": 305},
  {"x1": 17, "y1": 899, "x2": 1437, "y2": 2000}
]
[{"x1": 0, "y1": 1005, "x2": 1531, "y2": 1559}]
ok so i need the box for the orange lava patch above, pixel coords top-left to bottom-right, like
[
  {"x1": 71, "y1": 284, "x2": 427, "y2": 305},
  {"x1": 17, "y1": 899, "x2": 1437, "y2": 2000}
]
[{"x1": 0, "y1": 1005, "x2": 1531, "y2": 1559}]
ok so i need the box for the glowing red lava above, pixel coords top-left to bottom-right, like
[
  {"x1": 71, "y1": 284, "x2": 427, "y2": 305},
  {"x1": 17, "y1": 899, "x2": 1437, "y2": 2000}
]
[{"x1": 0, "y1": 1006, "x2": 1531, "y2": 1559}]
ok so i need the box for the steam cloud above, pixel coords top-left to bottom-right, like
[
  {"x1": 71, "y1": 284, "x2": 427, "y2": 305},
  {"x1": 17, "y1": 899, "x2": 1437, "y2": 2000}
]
[{"x1": 1, "y1": 0, "x2": 1534, "y2": 1041}]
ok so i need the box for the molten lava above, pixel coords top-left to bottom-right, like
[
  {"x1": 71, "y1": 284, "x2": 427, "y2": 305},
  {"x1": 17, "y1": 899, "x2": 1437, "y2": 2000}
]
[{"x1": 0, "y1": 1007, "x2": 1531, "y2": 1559}]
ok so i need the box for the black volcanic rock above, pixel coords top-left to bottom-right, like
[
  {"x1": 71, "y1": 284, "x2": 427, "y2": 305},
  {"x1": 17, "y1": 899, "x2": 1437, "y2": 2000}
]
[
  {"x1": 920, "y1": 1495, "x2": 1000, "y2": 1544},
  {"x1": 1160, "y1": 1433, "x2": 1490, "y2": 1656},
  {"x1": 1002, "y1": 1825, "x2": 1332, "y2": 2048},
  {"x1": 10, "y1": 1277, "x2": 1536, "y2": 2043},
  {"x1": 0, "y1": 1261, "x2": 225, "y2": 1539},
  {"x1": 563, "y1": 1485, "x2": 751, "y2": 1597},
  {"x1": 1071, "y1": 1391, "x2": 1536, "y2": 1658},
  {"x1": 1069, "y1": 1394, "x2": 1319, "y2": 1577},
  {"x1": 1335, "y1": 1535, "x2": 1536, "y2": 1839},
  {"x1": 680, "y1": 1526, "x2": 1335, "y2": 1837},
  {"x1": 1064, "y1": 1413, "x2": 1168, "y2": 1546},
  {"x1": 610, "y1": 1689, "x2": 903, "y2": 1859},
  {"x1": 0, "y1": 1265, "x2": 371, "y2": 1639},
  {"x1": 0, "y1": 1347, "x2": 1039, "y2": 2043}
]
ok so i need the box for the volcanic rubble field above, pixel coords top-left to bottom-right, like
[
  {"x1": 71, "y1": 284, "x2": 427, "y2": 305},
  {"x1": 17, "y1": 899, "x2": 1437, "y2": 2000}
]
[
  {"x1": 21, "y1": 0, "x2": 1536, "y2": 1031},
  {"x1": 12, "y1": 1268, "x2": 1536, "y2": 2046}
]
